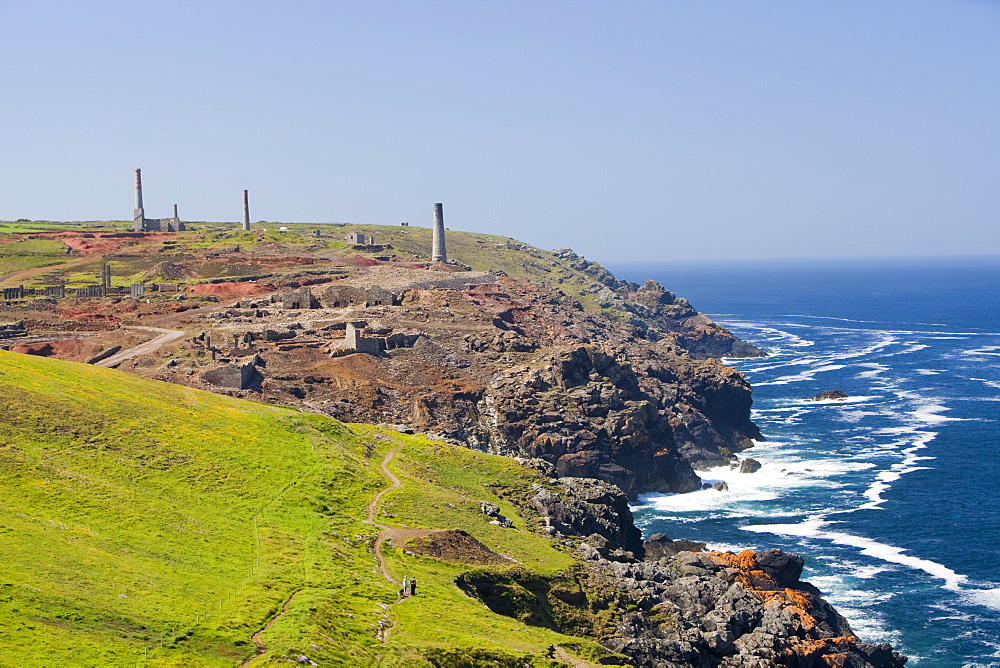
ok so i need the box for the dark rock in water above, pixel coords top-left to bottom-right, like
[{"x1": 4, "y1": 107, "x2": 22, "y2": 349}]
[
  {"x1": 713, "y1": 481, "x2": 729, "y2": 492},
  {"x1": 808, "y1": 389, "x2": 849, "y2": 401},
  {"x1": 740, "y1": 458, "x2": 761, "y2": 474}
]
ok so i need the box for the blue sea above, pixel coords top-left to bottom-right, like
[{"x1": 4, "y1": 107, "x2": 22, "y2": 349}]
[{"x1": 609, "y1": 257, "x2": 1000, "y2": 667}]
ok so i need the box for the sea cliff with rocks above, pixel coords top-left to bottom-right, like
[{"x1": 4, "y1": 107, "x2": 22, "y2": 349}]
[{"x1": 1, "y1": 225, "x2": 906, "y2": 665}]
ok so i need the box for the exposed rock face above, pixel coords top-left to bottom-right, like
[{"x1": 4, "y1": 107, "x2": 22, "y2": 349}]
[
  {"x1": 581, "y1": 548, "x2": 906, "y2": 667},
  {"x1": 480, "y1": 343, "x2": 761, "y2": 497},
  {"x1": 740, "y1": 458, "x2": 762, "y2": 474},
  {"x1": 465, "y1": 478, "x2": 907, "y2": 667},
  {"x1": 643, "y1": 533, "x2": 707, "y2": 560},
  {"x1": 624, "y1": 280, "x2": 767, "y2": 359},
  {"x1": 531, "y1": 478, "x2": 644, "y2": 559}
]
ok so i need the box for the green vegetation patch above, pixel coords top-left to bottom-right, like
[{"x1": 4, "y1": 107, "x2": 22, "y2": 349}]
[
  {"x1": 0, "y1": 352, "x2": 395, "y2": 665},
  {"x1": 359, "y1": 428, "x2": 620, "y2": 665},
  {"x1": 0, "y1": 238, "x2": 69, "y2": 276},
  {"x1": 0, "y1": 355, "x2": 625, "y2": 665}
]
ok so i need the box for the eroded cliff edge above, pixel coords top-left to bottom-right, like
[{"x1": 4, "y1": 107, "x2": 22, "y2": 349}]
[{"x1": 476, "y1": 476, "x2": 908, "y2": 667}]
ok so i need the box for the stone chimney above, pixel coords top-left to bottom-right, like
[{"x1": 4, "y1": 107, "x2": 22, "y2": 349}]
[
  {"x1": 134, "y1": 169, "x2": 145, "y2": 224},
  {"x1": 242, "y1": 190, "x2": 250, "y2": 231},
  {"x1": 432, "y1": 202, "x2": 447, "y2": 263}
]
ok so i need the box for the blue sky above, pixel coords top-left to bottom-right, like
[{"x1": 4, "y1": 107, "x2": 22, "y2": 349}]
[{"x1": 1, "y1": 1, "x2": 997, "y2": 262}]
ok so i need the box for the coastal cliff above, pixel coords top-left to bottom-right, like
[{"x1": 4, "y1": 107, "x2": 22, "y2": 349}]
[
  {"x1": 515, "y1": 477, "x2": 908, "y2": 667},
  {"x1": 0, "y1": 223, "x2": 906, "y2": 664}
]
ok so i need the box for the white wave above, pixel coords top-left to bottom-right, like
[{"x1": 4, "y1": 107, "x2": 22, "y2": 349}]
[
  {"x1": 753, "y1": 326, "x2": 815, "y2": 349},
  {"x1": 857, "y1": 363, "x2": 889, "y2": 379},
  {"x1": 704, "y1": 541, "x2": 756, "y2": 554},
  {"x1": 881, "y1": 342, "x2": 929, "y2": 357},
  {"x1": 911, "y1": 403, "x2": 965, "y2": 425},
  {"x1": 851, "y1": 564, "x2": 893, "y2": 579},
  {"x1": 756, "y1": 364, "x2": 847, "y2": 386},
  {"x1": 970, "y1": 377, "x2": 1000, "y2": 390},
  {"x1": 742, "y1": 519, "x2": 969, "y2": 590},
  {"x1": 854, "y1": 430, "x2": 937, "y2": 509},
  {"x1": 964, "y1": 587, "x2": 1000, "y2": 611},
  {"x1": 637, "y1": 454, "x2": 868, "y2": 517},
  {"x1": 915, "y1": 369, "x2": 942, "y2": 375},
  {"x1": 836, "y1": 409, "x2": 883, "y2": 423}
]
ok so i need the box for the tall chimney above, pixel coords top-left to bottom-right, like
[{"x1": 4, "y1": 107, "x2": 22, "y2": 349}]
[
  {"x1": 432, "y1": 202, "x2": 447, "y2": 263},
  {"x1": 134, "y1": 169, "x2": 144, "y2": 216},
  {"x1": 242, "y1": 190, "x2": 250, "y2": 231},
  {"x1": 173, "y1": 203, "x2": 179, "y2": 220}
]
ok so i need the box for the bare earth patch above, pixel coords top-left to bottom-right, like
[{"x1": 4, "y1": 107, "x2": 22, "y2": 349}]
[{"x1": 402, "y1": 529, "x2": 510, "y2": 565}]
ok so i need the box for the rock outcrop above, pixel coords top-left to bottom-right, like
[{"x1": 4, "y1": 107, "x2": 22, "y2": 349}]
[
  {"x1": 532, "y1": 478, "x2": 645, "y2": 559},
  {"x1": 579, "y1": 548, "x2": 906, "y2": 667},
  {"x1": 623, "y1": 280, "x2": 767, "y2": 359},
  {"x1": 481, "y1": 478, "x2": 909, "y2": 667},
  {"x1": 808, "y1": 390, "x2": 849, "y2": 401},
  {"x1": 480, "y1": 342, "x2": 760, "y2": 497}
]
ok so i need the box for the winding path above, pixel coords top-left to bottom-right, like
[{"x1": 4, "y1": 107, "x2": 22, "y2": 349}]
[
  {"x1": 239, "y1": 589, "x2": 302, "y2": 667},
  {"x1": 368, "y1": 443, "x2": 404, "y2": 589},
  {"x1": 239, "y1": 438, "x2": 411, "y2": 664},
  {"x1": 94, "y1": 326, "x2": 186, "y2": 367}
]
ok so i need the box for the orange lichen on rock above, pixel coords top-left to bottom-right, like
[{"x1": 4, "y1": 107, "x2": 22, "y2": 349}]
[
  {"x1": 705, "y1": 549, "x2": 784, "y2": 592},
  {"x1": 781, "y1": 637, "x2": 861, "y2": 666}
]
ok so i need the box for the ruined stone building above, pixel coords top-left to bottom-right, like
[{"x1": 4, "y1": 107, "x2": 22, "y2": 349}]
[
  {"x1": 344, "y1": 321, "x2": 382, "y2": 355},
  {"x1": 321, "y1": 285, "x2": 399, "y2": 308},
  {"x1": 277, "y1": 286, "x2": 317, "y2": 309},
  {"x1": 132, "y1": 169, "x2": 185, "y2": 233}
]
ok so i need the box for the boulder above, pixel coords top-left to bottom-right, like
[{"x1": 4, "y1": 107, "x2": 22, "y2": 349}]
[
  {"x1": 740, "y1": 458, "x2": 761, "y2": 474},
  {"x1": 642, "y1": 533, "x2": 706, "y2": 561}
]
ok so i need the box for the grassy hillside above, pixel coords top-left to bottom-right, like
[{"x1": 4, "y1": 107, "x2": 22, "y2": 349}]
[{"x1": 0, "y1": 351, "x2": 617, "y2": 666}]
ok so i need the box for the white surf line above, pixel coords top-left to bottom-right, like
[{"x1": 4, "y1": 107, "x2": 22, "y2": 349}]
[
  {"x1": 742, "y1": 517, "x2": 969, "y2": 592},
  {"x1": 960, "y1": 345, "x2": 1000, "y2": 357},
  {"x1": 755, "y1": 364, "x2": 848, "y2": 386},
  {"x1": 854, "y1": 430, "x2": 936, "y2": 510},
  {"x1": 752, "y1": 330, "x2": 906, "y2": 387}
]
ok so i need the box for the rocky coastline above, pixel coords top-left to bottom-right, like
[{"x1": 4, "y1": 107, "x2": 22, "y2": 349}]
[
  {"x1": 512, "y1": 476, "x2": 908, "y2": 667},
  {"x1": 4, "y1": 230, "x2": 907, "y2": 665}
]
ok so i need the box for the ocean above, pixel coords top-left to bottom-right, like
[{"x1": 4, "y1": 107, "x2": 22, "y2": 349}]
[{"x1": 608, "y1": 257, "x2": 1000, "y2": 667}]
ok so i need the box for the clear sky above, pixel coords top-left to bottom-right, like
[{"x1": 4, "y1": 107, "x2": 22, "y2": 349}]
[{"x1": 2, "y1": 1, "x2": 998, "y2": 262}]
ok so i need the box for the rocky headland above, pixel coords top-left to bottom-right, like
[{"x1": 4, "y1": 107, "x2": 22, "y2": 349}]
[{"x1": 0, "y1": 224, "x2": 906, "y2": 665}]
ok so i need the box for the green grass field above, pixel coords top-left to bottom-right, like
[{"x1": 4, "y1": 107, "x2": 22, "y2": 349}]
[
  {"x1": 0, "y1": 352, "x2": 616, "y2": 666},
  {"x1": 0, "y1": 238, "x2": 70, "y2": 276}
]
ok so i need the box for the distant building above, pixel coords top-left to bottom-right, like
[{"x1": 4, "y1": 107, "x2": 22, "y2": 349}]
[{"x1": 132, "y1": 169, "x2": 185, "y2": 233}]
